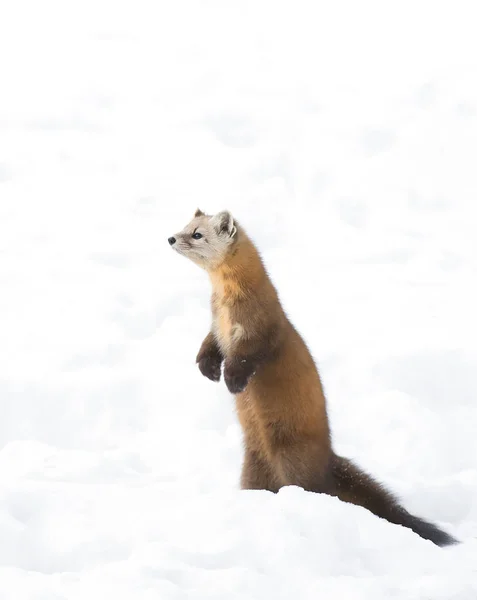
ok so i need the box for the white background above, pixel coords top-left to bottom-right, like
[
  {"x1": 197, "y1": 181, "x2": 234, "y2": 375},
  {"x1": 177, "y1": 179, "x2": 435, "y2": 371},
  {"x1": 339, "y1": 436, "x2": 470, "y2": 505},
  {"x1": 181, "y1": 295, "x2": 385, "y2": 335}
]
[{"x1": 0, "y1": 1, "x2": 476, "y2": 598}]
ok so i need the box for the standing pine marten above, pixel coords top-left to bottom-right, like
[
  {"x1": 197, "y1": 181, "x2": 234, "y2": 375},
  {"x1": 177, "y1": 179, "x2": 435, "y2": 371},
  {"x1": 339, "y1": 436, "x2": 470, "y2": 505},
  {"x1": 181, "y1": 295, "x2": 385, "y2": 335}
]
[{"x1": 168, "y1": 208, "x2": 457, "y2": 547}]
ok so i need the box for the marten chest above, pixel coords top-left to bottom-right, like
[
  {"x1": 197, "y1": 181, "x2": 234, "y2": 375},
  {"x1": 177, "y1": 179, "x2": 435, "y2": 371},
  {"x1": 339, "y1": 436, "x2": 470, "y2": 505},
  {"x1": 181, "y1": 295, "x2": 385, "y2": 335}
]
[{"x1": 211, "y1": 290, "x2": 244, "y2": 355}]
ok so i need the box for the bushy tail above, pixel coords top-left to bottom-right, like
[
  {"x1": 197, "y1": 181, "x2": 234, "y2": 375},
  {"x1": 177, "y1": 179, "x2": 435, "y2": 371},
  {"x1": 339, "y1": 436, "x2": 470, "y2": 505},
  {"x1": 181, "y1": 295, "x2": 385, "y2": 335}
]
[{"x1": 331, "y1": 454, "x2": 457, "y2": 547}]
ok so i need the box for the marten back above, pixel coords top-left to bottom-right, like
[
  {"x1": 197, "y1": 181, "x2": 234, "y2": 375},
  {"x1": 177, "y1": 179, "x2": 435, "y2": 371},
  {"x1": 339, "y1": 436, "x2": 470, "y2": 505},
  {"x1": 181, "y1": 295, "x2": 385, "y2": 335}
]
[{"x1": 169, "y1": 209, "x2": 457, "y2": 547}]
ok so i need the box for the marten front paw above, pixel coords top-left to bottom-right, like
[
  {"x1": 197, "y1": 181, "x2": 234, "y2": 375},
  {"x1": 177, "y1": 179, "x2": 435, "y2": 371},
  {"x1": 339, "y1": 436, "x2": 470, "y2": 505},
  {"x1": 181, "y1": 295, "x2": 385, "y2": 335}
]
[
  {"x1": 224, "y1": 358, "x2": 255, "y2": 394},
  {"x1": 196, "y1": 352, "x2": 222, "y2": 382}
]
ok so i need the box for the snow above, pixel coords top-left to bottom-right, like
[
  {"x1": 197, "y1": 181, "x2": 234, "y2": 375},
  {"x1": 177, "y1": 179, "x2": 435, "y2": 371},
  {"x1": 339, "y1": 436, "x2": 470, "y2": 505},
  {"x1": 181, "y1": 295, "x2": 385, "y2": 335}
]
[{"x1": 1, "y1": 0, "x2": 477, "y2": 597}]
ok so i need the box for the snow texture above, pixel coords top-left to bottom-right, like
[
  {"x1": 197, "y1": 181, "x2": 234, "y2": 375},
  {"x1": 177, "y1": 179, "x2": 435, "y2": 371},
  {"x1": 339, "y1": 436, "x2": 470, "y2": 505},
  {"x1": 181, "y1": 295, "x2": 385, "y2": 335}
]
[{"x1": 1, "y1": 1, "x2": 477, "y2": 598}]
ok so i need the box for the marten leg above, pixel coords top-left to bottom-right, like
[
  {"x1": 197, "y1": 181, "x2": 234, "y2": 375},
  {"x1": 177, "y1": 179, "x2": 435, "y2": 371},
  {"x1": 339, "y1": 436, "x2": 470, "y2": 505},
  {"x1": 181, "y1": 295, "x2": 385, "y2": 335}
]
[
  {"x1": 224, "y1": 356, "x2": 257, "y2": 394},
  {"x1": 241, "y1": 449, "x2": 281, "y2": 493},
  {"x1": 196, "y1": 331, "x2": 223, "y2": 382},
  {"x1": 224, "y1": 328, "x2": 281, "y2": 394},
  {"x1": 272, "y1": 440, "x2": 334, "y2": 494}
]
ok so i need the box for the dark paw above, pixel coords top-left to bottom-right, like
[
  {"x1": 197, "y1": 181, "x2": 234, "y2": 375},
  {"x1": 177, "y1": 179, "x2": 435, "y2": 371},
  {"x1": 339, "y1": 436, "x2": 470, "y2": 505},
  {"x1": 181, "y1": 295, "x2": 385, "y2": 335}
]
[
  {"x1": 197, "y1": 354, "x2": 222, "y2": 382},
  {"x1": 224, "y1": 358, "x2": 255, "y2": 394}
]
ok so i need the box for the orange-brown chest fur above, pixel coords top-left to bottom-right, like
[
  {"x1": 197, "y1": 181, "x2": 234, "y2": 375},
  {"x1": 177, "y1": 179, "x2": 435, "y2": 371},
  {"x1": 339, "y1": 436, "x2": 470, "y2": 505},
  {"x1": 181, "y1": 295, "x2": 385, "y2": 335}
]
[
  {"x1": 209, "y1": 268, "x2": 244, "y2": 356},
  {"x1": 208, "y1": 236, "x2": 260, "y2": 356}
]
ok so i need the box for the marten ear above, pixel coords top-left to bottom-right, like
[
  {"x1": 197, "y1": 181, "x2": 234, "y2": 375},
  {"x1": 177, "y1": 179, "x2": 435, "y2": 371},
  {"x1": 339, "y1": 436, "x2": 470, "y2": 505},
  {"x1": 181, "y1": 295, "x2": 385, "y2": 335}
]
[
  {"x1": 194, "y1": 208, "x2": 204, "y2": 218},
  {"x1": 212, "y1": 210, "x2": 236, "y2": 237}
]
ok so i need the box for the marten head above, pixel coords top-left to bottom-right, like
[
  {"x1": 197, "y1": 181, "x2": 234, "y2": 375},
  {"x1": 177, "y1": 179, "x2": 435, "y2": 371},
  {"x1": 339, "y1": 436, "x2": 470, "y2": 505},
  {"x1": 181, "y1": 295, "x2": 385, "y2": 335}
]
[{"x1": 168, "y1": 209, "x2": 238, "y2": 270}]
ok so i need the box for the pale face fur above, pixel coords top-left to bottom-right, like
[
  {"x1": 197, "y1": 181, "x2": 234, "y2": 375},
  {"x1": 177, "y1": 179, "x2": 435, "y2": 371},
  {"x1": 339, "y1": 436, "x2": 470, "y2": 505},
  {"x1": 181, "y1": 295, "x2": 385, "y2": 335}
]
[{"x1": 169, "y1": 209, "x2": 237, "y2": 270}]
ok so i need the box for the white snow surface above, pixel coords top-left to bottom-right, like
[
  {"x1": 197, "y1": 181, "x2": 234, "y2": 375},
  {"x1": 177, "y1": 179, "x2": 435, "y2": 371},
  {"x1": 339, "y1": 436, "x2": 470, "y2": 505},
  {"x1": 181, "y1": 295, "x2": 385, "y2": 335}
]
[{"x1": 1, "y1": 1, "x2": 477, "y2": 598}]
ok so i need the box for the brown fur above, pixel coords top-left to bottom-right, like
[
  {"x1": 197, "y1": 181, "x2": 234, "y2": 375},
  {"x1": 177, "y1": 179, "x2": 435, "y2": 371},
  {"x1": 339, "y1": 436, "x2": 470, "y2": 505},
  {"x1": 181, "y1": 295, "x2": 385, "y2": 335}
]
[{"x1": 191, "y1": 219, "x2": 457, "y2": 547}]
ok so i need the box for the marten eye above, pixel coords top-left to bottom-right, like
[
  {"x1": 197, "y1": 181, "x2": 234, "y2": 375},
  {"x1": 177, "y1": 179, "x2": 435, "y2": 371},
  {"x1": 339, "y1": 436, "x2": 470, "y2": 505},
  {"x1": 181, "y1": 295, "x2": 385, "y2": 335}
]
[{"x1": 192, "y1": 232, "x2": 203, "y2": 240}]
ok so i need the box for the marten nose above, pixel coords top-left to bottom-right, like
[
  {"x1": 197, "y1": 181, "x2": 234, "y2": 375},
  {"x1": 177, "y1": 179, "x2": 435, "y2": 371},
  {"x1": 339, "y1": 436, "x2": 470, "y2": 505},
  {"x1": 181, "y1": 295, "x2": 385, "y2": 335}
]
[{"x1": 168, "y1": 236, "x2": 176, "y2": 246}]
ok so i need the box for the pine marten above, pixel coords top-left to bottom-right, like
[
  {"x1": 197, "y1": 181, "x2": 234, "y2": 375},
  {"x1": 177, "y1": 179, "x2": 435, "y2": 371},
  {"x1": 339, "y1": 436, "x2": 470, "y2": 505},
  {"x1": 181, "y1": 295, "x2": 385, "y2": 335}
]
[{"x1": 168, "y1": 208, "x2": 457, "y2": 547}]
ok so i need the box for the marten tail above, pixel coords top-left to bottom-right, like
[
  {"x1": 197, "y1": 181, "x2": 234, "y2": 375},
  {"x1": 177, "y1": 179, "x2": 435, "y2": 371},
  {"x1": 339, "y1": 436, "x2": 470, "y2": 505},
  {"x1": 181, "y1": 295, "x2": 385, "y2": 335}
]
[{"x1": 331, "y1": 454, "x2": 457, "y2": 547}]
